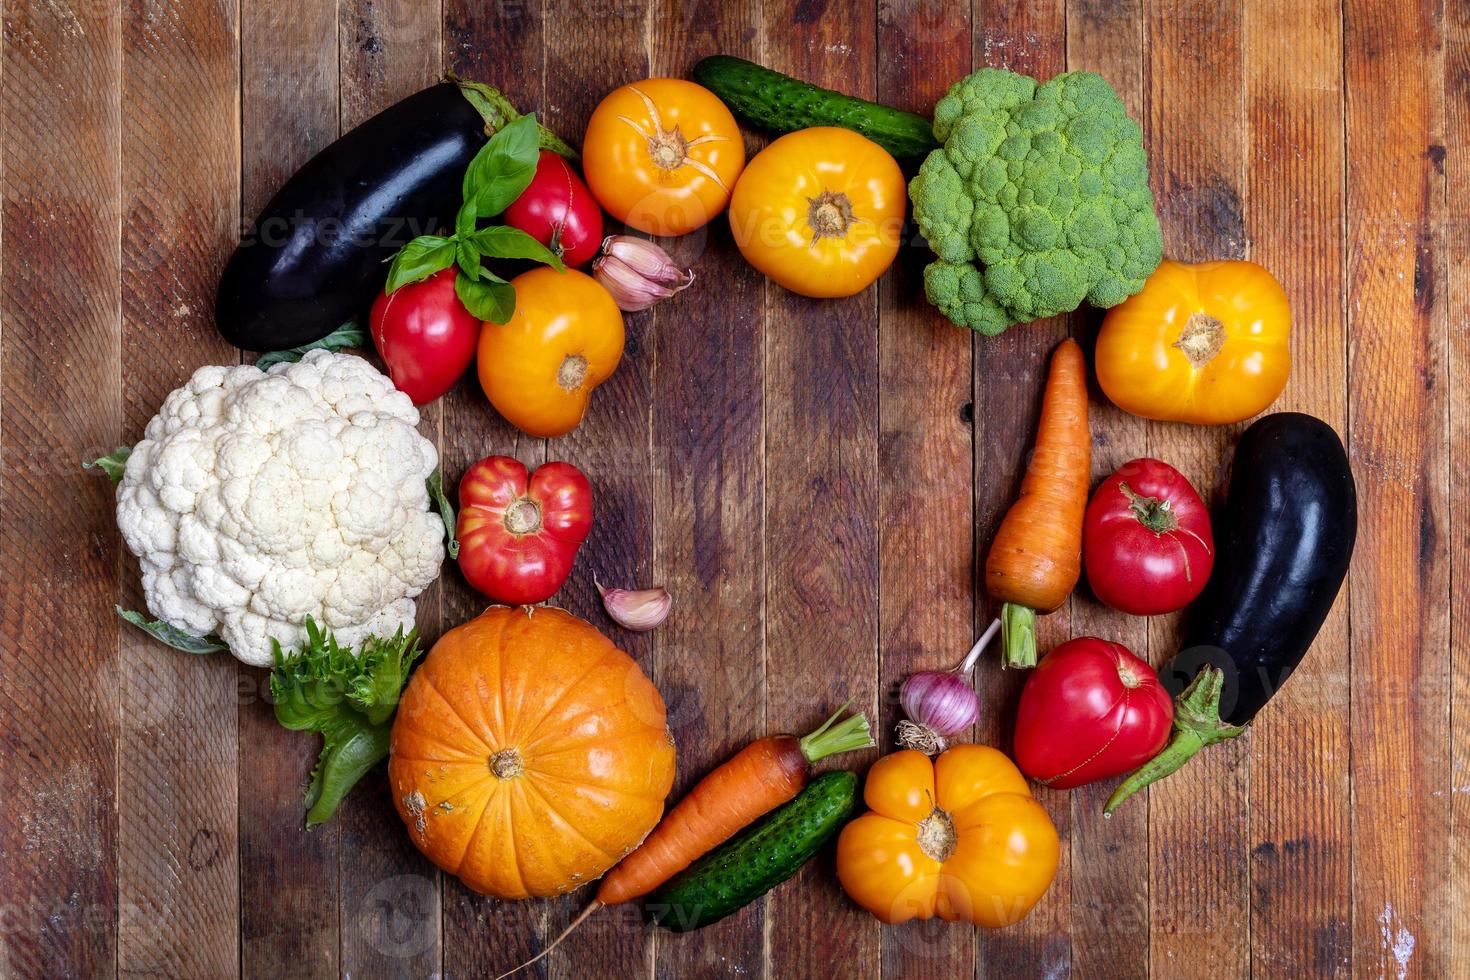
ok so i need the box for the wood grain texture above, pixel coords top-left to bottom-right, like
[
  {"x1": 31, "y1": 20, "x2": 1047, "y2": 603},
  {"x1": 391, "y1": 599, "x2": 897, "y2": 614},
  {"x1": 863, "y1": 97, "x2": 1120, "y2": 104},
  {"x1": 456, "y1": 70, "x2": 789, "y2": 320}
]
[
  {"x1": 759, "y1": 2, "x2": 883, "y2": 977},
  {"x1": 968, "y1": 0, "x2": 1074, "y2": 974},
  {"x1": 117, "y1": 0, "x2": 241, "y2": 975},
  {"x1": 235, "y1": 2, "x2": 342, "y2": 976},
  {"x1": 1142, "y1": 0, "x2": 1251, "y2": 975},
  {"x1": 1065, "y1": 2, "x2": 1153, "y2": 976},
  {"x1": 0, "y1": 0, "x2": 122, "y2": 975},
  {"x1": 336, "y1": 3, "x2": 447, "y2": 976},
  {"x1": 1242, "y1": 0, "x2": 1352, "y2": 975},
  {"x1": 645, "y1": 2, "x2": 767, "y2": 977},
  {"x1": 873, "y1": 1, "x2": 975, "y2": 978},
  {"x1": 1345, "y1": 0, "x2": 1453, "y2": 976},
  {"x1": 1447, "y1": 5, "x2": 1469, "y2": 975}
]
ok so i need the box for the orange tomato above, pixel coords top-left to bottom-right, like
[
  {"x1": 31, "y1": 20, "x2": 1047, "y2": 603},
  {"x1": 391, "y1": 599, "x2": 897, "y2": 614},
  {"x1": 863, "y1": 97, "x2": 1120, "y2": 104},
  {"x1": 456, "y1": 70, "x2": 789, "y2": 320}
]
[
  {"x1": 1095, "y1": 258, "x2": 1291, "y2": 425},
  {"x1": 477, "y1": 267, "x2": 624, "y2": 438},
  {"x1": 582, "y1": 78, "x2": 745, "y2": 236},
  {"x1": 729, "y1": 127, "x2": 905, "y2": 298},
  {"x1": 837, "y1": 746, "x2": 1059, "y2": 928}
]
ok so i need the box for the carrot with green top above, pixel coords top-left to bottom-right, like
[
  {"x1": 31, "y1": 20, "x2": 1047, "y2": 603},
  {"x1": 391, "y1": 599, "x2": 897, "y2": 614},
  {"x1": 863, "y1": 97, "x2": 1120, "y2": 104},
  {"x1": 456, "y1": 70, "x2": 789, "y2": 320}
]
[
  {"x1": 985, "y1": 338, "x2": 1091, "y2": 668},
  {"x1": 498, "y1": 703, "x2": 874, "y2": 978}
]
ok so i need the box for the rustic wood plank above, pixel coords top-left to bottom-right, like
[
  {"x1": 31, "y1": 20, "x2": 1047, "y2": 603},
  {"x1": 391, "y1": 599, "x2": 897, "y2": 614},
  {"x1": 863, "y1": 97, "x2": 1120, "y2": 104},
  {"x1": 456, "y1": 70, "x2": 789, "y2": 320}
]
[
  {"x1": 643, "y1": 3, "x2": 766, "y2": 977},
  {"x1": 236, "y1": 2, "x2": 342, "y2": 975},
  {"x1": 1447, "y1": 5, "x2": 1469, "y2": 974},
  {"x1": 1064, "y1": 2, "x2": 1153, "y2": 976},
  {"x1": 1141, "y1": 0, "x2": 1251, "y2": 974},
  {"x1": 1240, "y1": 0, "x2": 1352, "y2": 975},
  {"x1": 116, "y1": 0, "x2": 242, "y2": 976},
  {"x1": 1345, "y1": 0, "x2": 1453, "y2": 975},
  {"x1": 336, "y1": 2, "x2": 447, "y2": 975},
  {"x1": 537, "y1": 5, "x2": 659, "y2": 977},
  {"x1": 758, "y1": 3, "x2": 883, "y2": 977},
  {"x1": 0, "y1": 0, "x2": 122, "y2": 975},
  {"x1": 437, "y1": 2, "x2": 562, "y2": 976},
  {"x1": 872, "y1": 2, "x2": 975, "y2": 978},
  {"x1": 968, "y1": 1, "x2": 1074, "y2": 974}
]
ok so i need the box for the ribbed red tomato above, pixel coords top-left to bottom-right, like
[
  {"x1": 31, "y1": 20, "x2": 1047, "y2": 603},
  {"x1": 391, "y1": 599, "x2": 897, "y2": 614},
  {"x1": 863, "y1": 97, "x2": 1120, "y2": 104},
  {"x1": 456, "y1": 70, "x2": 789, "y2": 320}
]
[
  {"x1": 1013, "y1": 638, "x2": 1174, "y2": 790},
  {"x1": 502, "y1": 150, "x2": 604, "y2": 267},
  {"x1": 1083, "y1": 457, "x2": 1214, "y2": 616},
  {"x1": 456, "y1": 456, "x2": 593, "y2": 605},
  {"x1": 369, "y1": 268, "x2": 480, "y2": 405}
]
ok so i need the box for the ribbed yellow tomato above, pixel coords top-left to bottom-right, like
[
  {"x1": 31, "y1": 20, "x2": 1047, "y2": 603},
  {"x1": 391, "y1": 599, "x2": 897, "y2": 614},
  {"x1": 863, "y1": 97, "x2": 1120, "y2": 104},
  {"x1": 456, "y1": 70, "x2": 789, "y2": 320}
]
[
  {"x1": 582, "y1": 78, "x2": 745, "y2": 236},
  {"x1": 1095, "y1": 259, "x2": 1291, "y2": 425},
  {"x1": 836, "y1": 746, "x2": 1059, "y2": 928},
  {"x1": 729, "y1": 127, "x2": 905, "y2": 298}
]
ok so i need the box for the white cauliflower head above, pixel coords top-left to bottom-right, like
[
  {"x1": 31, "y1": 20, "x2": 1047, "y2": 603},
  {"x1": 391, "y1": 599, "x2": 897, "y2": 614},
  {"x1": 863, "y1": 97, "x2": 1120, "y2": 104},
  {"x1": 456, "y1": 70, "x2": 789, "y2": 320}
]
[{"x1": 116, "y1": 350, "x2": 445, "y2": 666}]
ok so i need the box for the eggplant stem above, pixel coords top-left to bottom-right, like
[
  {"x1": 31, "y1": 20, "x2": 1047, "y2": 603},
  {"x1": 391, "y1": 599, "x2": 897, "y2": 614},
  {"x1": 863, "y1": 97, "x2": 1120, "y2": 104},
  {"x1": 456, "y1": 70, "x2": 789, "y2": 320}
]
[{"x1": 1103, "y1": 666, "x2": 1247, "y2": 814}]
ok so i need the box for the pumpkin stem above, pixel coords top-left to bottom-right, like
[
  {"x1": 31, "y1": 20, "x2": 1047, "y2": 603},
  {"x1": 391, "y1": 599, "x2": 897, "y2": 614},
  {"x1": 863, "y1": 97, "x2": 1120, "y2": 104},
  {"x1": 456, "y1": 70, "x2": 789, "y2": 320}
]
[{"x1": 495, "y1": 901, "x2": 602, "y2": 980}]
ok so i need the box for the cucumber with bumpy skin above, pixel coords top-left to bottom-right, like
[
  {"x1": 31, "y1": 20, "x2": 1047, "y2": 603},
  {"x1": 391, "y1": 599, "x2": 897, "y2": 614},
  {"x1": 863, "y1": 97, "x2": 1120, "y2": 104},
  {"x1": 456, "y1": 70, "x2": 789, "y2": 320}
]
[
  {"x1": 647, "y1": 770, "x2": 858, "y2": 932},
  {"x1": 692, "y1": 56, "x2": 939, "y2": 159}
]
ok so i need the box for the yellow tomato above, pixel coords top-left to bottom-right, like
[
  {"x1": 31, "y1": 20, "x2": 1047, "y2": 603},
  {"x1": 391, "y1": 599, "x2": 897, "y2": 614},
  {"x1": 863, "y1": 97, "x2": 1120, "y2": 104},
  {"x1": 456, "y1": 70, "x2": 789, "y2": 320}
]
[
  {"x1": 837, "y1": 747, "x2": 1059, "y2": 927},
  {"x1": 477, "y1": 268, "x2": 624, "y2": 438},
  {"x1": 1095, "y1": 259, "x2": 1291, "y2": 425},
  {"x1": 582, "y1": 78, "x2": 745, "y2": 236},
  {"x1": 729, "y1": 127, "x2": 905, "y2": 298}
]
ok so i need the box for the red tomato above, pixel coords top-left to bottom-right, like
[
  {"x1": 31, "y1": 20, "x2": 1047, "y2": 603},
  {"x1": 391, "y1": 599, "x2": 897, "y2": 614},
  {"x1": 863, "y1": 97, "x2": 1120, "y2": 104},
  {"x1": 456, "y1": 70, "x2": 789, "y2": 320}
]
[
  {"x1": 369, "y1": 268, "x2": 480, "y2": 405},
  {"x1": 456, "y1": 455, "x2": 592, "y2": 605},
  {"x1": 1013, "y1": 637, "x2": 1174, "y2": 789},
  {"x1": 502, "y1": 150, "x2": 604, "y2": 268},
  {"x1": 1083, "y1": 457, "x2": 1215, "y2": 616}
]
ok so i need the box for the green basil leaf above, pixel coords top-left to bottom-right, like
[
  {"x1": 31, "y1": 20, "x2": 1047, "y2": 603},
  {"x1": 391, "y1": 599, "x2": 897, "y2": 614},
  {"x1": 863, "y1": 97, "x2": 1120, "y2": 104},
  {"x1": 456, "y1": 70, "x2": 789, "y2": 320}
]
[
  {"x1": 85, "y1": 446, "x2": 132, "y2": 485},
  {"x1": 462, "y1": 113, "x2": 540, "y2": 218},
  {"x1": 455, "y1": 271, "x2": 517, "y2": 324},
  {"x1": 385, "y1": 235, "x2": 456, "y2": 294},
  {"x1": 470, "y1": 225, "x2": 565, "y2": 272},
  {"x1": 456, "y1": 239, "x2": 482, "y2": 281},
  {"x1": 426, "y1": 470, "x2": 460, "y2": 560},
  {"x1": 256, "y1": 321, "x2": 368, "y2": 370},
  {"x1": 455, "y1": 199, "x2": 478, "y2": 240},
  {"x1": 117, "y1": 606, "x2": 228, "y2": 655}
]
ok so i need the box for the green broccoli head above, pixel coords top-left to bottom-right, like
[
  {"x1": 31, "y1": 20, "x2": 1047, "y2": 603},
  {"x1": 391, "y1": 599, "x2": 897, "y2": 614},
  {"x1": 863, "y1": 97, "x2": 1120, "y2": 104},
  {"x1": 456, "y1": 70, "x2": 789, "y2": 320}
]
[{"x1": 911, "y1": 69, "x2": 1163, "y2": 333}]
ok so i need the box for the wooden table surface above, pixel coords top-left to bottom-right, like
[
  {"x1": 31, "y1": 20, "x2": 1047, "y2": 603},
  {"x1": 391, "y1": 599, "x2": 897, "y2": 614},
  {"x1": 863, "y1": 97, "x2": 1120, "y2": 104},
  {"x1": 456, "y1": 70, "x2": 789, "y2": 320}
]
[{"x1": 1, "y1": 0, "x2": 1462, "y2": 976}]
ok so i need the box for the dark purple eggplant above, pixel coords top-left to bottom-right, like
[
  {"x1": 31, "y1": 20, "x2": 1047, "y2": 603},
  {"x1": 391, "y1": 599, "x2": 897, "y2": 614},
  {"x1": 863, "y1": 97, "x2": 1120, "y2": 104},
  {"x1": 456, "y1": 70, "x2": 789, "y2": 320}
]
[
  {"x1": 216, "y1": 80, "x2": 573, "y2": 352},
  {"x1": 1105, "y1": 413, "x2": 1357, "y2": 813}
]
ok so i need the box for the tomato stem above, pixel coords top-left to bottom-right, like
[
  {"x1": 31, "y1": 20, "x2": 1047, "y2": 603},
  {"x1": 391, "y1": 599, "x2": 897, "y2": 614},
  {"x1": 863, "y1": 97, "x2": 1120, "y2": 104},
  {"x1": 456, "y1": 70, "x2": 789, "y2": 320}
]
[
  {"x1": 1121, "y1": 482, "x2": 1178, "y2": 534},
  {"x1": 999, "y1": 603, "x2": 1037, "y2": 669},
  {"x1": 1103, "y1": 666, "x2": 1246, "y2": 815}
]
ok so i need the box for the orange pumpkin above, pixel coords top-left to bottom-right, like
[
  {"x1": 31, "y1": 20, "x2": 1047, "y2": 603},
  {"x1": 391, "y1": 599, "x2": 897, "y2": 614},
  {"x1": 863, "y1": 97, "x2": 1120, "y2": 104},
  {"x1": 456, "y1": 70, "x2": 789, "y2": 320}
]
[{"x1": 388, "y1": 606, "x2": 676, "y2": 899}]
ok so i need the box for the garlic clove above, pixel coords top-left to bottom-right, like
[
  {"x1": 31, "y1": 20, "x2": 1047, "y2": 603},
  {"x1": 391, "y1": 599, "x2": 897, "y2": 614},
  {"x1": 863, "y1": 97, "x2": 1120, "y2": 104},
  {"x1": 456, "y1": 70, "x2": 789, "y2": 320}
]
[
  {"x1": 602, "y1": 235, "x2": 693, "y2": 286},
  {"x1": 591, "y1": 237, "x2": 694, "y2": 311},
  {"x1": 596, "y1": 581, "x2": 672, "y2": 632},
  {"x1": 593, "y1": 254, "x2": 675, "y2": 312}
]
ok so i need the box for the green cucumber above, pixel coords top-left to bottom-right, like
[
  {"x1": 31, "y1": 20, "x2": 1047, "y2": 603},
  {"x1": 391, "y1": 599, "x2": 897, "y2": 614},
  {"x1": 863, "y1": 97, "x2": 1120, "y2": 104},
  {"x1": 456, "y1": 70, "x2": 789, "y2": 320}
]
[
  {"x1": 692, "y1": 55, "x2": 940, "y2": 160},
  {"x1": 648, "y1": 770, "x2": 858, "y2": 932}
]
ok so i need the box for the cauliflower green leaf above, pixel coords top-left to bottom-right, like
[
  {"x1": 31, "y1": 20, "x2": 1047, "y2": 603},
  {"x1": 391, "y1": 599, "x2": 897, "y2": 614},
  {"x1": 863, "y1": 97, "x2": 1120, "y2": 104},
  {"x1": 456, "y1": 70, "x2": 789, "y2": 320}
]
[
  {"x1": 911, "y1": 68, "x2": 1164, "y2": 333},
  {"x1": 270, "y1": 618, "x2": 423, "y2": 827}
]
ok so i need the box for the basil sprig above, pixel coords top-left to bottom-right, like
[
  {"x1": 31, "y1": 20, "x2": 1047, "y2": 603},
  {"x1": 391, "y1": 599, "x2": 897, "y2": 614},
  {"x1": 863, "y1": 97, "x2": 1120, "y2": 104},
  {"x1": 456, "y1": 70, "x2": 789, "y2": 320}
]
[{"x1": 384, "y1": 114, "x2": 564, "y2": 322}]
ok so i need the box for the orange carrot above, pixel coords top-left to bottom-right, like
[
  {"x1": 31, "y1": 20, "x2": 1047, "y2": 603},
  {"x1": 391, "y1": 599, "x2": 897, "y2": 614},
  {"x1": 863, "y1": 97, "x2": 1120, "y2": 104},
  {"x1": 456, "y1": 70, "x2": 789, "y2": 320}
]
[
  {"x1": 498, "y1": 704, "x2": 873, "y2": 978},
  {"x1": 984, "y1": 338, "x2": 1090, "y2": 668}
]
